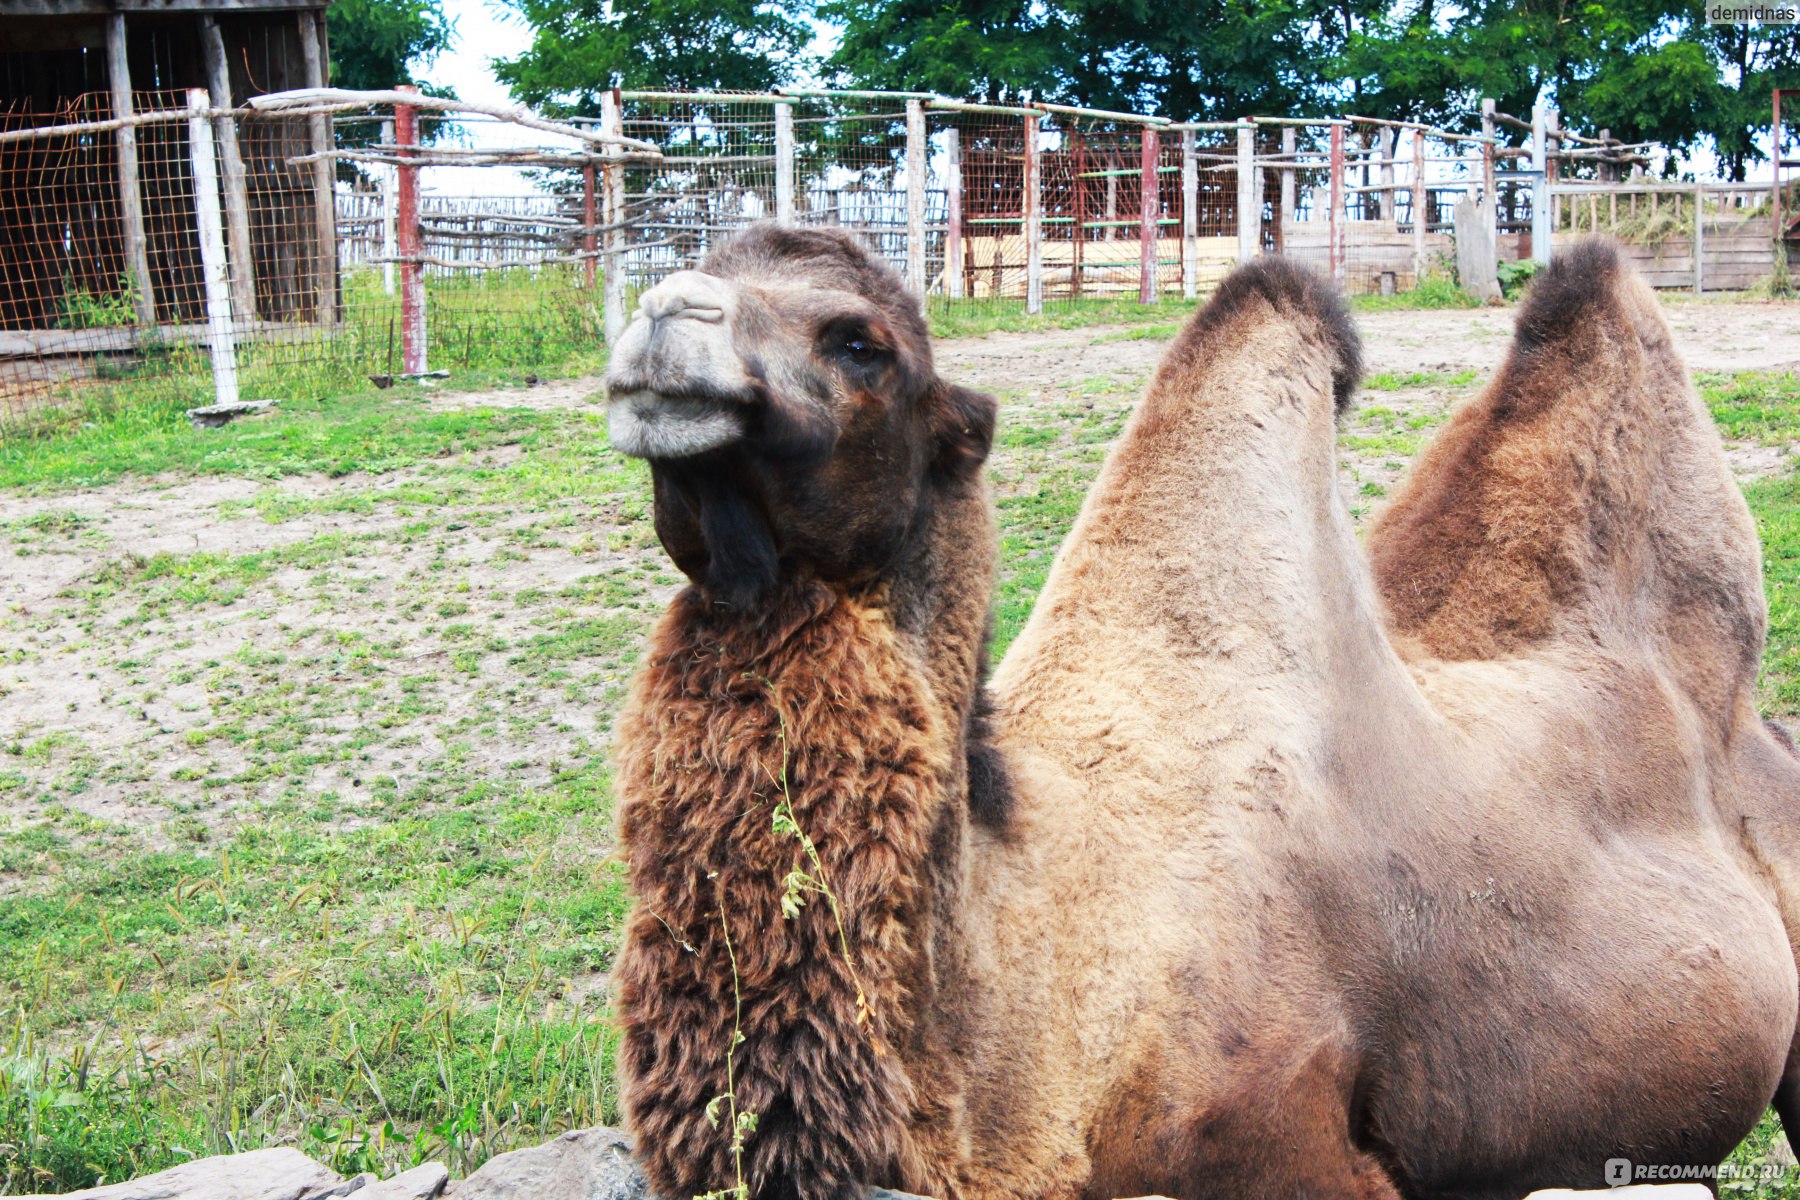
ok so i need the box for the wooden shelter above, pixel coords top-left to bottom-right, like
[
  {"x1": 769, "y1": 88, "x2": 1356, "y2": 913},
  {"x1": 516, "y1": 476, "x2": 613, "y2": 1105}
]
[{"x1": 0, "y1": 0, "x2": 337, "y2": 341}]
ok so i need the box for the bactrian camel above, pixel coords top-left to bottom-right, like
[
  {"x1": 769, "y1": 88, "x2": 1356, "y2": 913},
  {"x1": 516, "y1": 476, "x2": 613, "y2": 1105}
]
[{"x1": 603, "y1": 225, "x2": 1800, "y2": 1200}]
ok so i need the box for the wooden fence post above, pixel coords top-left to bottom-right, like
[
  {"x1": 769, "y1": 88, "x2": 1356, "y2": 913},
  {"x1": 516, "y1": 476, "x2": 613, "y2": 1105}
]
[
  {"x1": 380, "y1": 118, "x2": 396, "y2": 296},
  {"x1": 1328, "y1": 122, "x2": 1345, "y2": 285},
  {"x1": 105, "y1": 14, "x2": 156, "y2": 327},
  {"x1": 946, "y1": 126, "x2": 964, "y2": 300},
  {"x1": 583, "y1": 163, "x2": 598, "y2": 290},
  {"x1": 299, "y1": 10, "x2": 338, "y2": 324},
  {"x1": 199, "y1": 15, "x2": 256, "y2": 322},
  {"x1": 775, "y1": 101, "x2": 795, "y2": 222},
  {"x1": 1412, "y1": 127, "x2": 1428, "y2": 284},
  {"x1": 187, "y1": 89, "x2": 239, "y2": 408},
  {"x1": 1279, "y1": 126, "x2": 1296, "y2": 246},
  {"x1": 1531, "y1": 105, "x2": 1552, "y2": 263},
  {"x1": 1181, "y1": 128, "x2": 1198, "y2": 299},
  {"x1": 1377, "y1": 125, "x2": 1396, "y2": 224},
  {"x1": 907, "y1": 98, "x2": 927, "y2": 300},
  {"x1": 1236, "y1": 120, "x2": 1257, "y2": 263},
  {"x1": 601, "y1": 89, "x2": 628, "y2": 344},
  {"x1": 1140, "y1": 125, "x2": 1159, "y2": 302},
  {"x1": 1481, "y1": 98, "x2": 1499, "y2": 255},
  {"x1": 395, "y1": 87, "x2": 425, "y2": 374},
  {"x1": 1025, "y1": 114, "x2": 1042, "y2": 315},
  {"x1": 1694, "y1": 183, "x2": 1705, "y2": 296}
]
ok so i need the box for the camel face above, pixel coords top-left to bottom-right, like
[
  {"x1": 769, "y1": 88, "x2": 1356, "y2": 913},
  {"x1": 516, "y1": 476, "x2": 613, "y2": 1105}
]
[{"x1": 604, "y1": 225, "x2": 994, "y2": 608}]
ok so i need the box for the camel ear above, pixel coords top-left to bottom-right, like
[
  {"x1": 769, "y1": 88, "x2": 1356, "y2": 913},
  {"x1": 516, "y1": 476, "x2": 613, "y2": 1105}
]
[{"x1": 930, "y1": 383, "x2": 997, "y2": 479}]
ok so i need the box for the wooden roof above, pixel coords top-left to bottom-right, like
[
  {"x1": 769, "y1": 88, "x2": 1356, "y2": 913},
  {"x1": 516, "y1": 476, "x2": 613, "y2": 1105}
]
[{"x1": 0, "y1": 0, "x2": 328, "y2": 15}]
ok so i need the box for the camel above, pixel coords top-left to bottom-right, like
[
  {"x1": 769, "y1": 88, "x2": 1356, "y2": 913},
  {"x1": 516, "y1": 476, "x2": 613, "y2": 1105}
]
[{"x1": 603, "y1": 225, "x2": 1800, "y2": 1200}]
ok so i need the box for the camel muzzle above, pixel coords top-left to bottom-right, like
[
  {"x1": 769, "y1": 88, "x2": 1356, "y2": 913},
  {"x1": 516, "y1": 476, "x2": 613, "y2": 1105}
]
[{"x1": 606, "y1": 270, "x2": 758, "y2": 460}]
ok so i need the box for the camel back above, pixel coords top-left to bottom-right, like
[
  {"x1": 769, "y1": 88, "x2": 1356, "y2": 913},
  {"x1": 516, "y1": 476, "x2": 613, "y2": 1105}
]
[{"x1": 1367, "y1": 240, "x2": 1764, "y2": 720}]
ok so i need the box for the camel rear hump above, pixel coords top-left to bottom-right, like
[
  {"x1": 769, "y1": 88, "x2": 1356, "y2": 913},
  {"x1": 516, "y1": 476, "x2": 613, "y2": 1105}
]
[{"x1": 1368, "y1": 239, "x2": 1764, "y2": 718}]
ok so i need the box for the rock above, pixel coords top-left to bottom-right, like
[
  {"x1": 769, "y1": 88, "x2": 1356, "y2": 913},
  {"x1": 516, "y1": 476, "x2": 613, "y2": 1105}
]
[
  {"x1": 446, "y1": 1127, "x2": 645, "y2": 1200},
  {"x1": 186, "y1": 399, "x2": 278, "y2": 429},
  {"x1": 356, "y1": 1163, "x2": 450, "y2": 1199},
  {"x1": 19, "y1": 1147, "x2": 344, "y2": 1200},
  {"x1": 1525, "y1": 1187, "x2": 1712, "y2": 1200}
]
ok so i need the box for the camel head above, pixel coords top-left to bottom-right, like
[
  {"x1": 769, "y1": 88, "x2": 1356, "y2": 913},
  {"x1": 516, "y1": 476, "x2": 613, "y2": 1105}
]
[{"x1": 606, "y1": 224, "x2": 996, "y2": 609}]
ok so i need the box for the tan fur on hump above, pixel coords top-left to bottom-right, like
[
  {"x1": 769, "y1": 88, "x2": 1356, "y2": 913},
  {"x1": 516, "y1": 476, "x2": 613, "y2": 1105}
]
[{"x1": 1368, "y1": 240, "x2": 1763, "y2": 702}]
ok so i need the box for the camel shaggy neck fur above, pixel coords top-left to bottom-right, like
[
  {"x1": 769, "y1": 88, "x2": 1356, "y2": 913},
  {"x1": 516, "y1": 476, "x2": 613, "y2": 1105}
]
[{"x1": 607, "y1": 230, "x2": 1800, "y2": 1200}]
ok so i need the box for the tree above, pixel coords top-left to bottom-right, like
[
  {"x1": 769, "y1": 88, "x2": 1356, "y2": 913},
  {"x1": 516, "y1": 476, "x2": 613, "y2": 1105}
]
[
  {"x1": 494, "y1": 0, "x2": 815, "y2": 115},
  {"x1": 327, "y1": 0, "x2": 455, "y2": 94},
  {"x1": 822, "y1": 0, "x2": 1385, "y2": 119}
]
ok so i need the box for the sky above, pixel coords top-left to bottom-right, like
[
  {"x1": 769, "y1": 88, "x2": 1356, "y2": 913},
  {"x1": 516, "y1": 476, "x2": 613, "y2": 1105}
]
[{"x1": 417, "y1": 0, "x2": 543, "y2": 194}]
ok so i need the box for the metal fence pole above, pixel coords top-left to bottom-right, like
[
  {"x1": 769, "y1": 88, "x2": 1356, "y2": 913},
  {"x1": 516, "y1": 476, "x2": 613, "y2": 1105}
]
[
  {"x1": 946, "y1": 126, "x2": 964, "y2": 299},
  {"x1": 1531, "y1": 105, "x2": 1552, "y2": 264},
  {"x1": 906, "y1": 98, "x2": 927, "y2": 299},
  {"x1": 1140, "y1": 125, "x2": 1158, "y2": 302},
  {"x1": 105, "y1": 13, "x2": 156, "y2": 327},
  {"x1": 1329, "y1": 122, "x2": 1345, "y2": 285},
  {"x1": 601, "y1": 89, "x2": 628, "y2": 344},
  {"x1": 395, "y1": 86, "x2": 426, "y2": 374},
  {"x1": 775, "y1": 102, "x2": 795, "y2": 223},
  {"x1": 1181, "y1": 128, "x2": 1197, "y2": 299},
  {"x1": 1025, "y1": 114, "x2": 1042, "y2": 315},
  {"x1": 186, "y1": 88, "x2": 239, "y2": 409},
  {"x1": 1236, "y1": 120, "x2": 1257, "y2": 263}
]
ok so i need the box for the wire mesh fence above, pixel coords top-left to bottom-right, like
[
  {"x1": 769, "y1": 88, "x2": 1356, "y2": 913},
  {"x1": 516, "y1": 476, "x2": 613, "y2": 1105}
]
[{"x1": 0, "y1": 85, "x2": 1786, "y2": 429}]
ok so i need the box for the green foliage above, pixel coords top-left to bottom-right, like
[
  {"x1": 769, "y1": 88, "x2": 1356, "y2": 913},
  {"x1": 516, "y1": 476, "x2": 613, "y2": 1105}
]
[
  {"x1": 327, "y1": 0, "x2": 454, "y2": 93},
  {"x1": 54, "y1": 276, "x2": 139, "y2": 331},
  {"x1": 494, "y1": 0, "x2": 813, "y2": 113},
  {"x1": 1351, "y1": 272, "x2": 1481, "y2": 312},
  {"x1": 1495, "y1": 258, "x2": 1542, "y2": 300}
]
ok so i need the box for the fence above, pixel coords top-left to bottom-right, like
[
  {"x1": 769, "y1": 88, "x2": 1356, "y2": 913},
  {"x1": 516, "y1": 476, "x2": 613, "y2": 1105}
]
[{"x1": 1, "y1": 85, "x2": 1793, "y2": 426}]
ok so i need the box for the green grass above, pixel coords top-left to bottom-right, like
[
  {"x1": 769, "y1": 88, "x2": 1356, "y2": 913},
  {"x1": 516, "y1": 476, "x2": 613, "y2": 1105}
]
[
  {"x1": 1350, "y1": 273, "x2": 1485, "y2": 312},
  {"x1": 4, "y1": 359, "x2": 1800, "y2": 1193},
  {"x1": 926, "y1": 294, "x2": 1197, "y2": 339}
]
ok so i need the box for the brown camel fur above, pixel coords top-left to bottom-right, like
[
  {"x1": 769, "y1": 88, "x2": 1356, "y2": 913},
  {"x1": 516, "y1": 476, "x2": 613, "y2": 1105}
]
[{"x1": 606, "y1": 227, "x2": 1800, "y2": 1200}]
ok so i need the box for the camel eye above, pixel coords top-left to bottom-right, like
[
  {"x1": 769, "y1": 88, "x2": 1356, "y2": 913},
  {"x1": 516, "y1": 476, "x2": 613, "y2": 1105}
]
[{"x1": 844, "y1": 339, "x2": 877, "y2": 364}]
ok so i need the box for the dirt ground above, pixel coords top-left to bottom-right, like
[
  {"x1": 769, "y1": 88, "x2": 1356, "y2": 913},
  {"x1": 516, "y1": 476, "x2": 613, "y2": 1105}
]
[{"x1": 3, "y1": 298, "x2": 1797, "y2": 840}]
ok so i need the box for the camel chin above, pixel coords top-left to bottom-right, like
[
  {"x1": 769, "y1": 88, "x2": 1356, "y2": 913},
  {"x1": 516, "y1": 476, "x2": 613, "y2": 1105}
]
[{"x1": 605, "y1": 390, "x2": 743, "y2": 459}]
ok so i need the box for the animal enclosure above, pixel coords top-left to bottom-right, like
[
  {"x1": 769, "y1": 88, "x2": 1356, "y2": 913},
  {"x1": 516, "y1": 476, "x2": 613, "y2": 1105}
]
[{"x1": 0, "y1": 83, "x2": 1794, "y2": 427}]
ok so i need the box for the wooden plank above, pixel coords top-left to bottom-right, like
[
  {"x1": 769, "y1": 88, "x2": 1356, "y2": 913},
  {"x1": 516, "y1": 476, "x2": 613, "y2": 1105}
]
[
  {"x1": 945, "y1": 127, "x2": 964, "y2": 300},
  {"x1": 0, "y1": 320, "x2": 317, "y2": 358},
  {"x1": 105, "y1": 13, "x2": 156, "y2": 327},
  {"x1": 1, "y1": 0, "x2": 324, "y2": 13},
  {"x1": 200, "y1": 14, "x2": 257, "y2": 321},
  {"x1": 1181, "y1": 129, "x2": 1197, "y2": 298},
  {"x1": 906, "y1": 98, "x2": 926, "y2": 298},
  {"x1": 1024, "y1": 114, "x2": 1041, "y2": 314},
  {"x1": 298, "y1": 8, "x2": 338, "y2": 325}
]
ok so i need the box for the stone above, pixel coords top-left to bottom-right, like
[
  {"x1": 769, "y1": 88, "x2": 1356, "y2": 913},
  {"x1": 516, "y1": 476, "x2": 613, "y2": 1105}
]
[
  {"x1": 18, "y1": 1147, "x2": 344, "y2": 1200},
  {"x1": 446, "y1": 1127, "x2": 645, "y2": 1200},
  {"x1": 186, "y1": 399, "x2": 278, "y2": 428},
  {"x1": 1525, "y1": 1187, "x2": 1713, "y2": 1200},
  {"x1": 356, "y1": 1163, "x2": 450, "y2": 1200}
]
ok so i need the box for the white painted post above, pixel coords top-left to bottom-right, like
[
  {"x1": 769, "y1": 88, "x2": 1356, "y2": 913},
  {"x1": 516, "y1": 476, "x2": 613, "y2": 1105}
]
[
  {"x1": 1181, "y1": 128, "x2": 1197, "y2": 299},
  {"x1": 1236, "y1": 121, "x2": 1257, "y2": 263},
  {"x1": 1025, "y1": 114, "x2": 1042, "y2": 315},
  {"x1": 946, "y1": 126, "x2": 964, "y2": 299},
  {"x1": 775, "y1": 102, "x2": 795, "y2": 223},
  {"x1": 1531, "y1": 104, "x2": 1552, "y2": 264},
  {"x1": 601, "y1": 89, "x2": 628, "y2": 344},
  {"x1": 186, "y1": 88, "x2": 239, "y2": 408},
  {"x1": 380, "y1": 117, "x2": 396, "y2": 296},
  {"x1": 906, "y1": 98, "x2": 927, "y2": 299}
]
